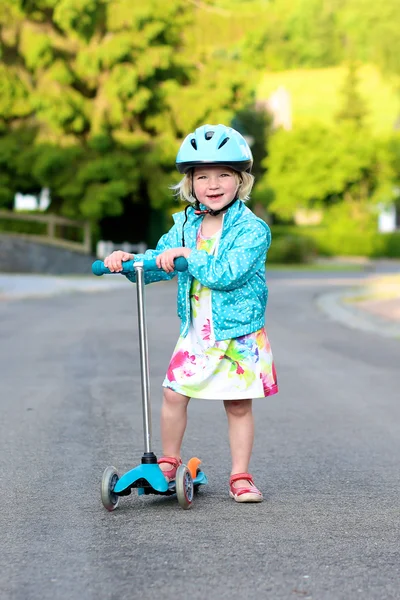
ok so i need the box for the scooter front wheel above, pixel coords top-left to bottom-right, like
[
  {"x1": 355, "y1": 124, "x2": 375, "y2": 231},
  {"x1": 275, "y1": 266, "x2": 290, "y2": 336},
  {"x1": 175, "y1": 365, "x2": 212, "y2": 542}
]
[
  {"x1": 175, "y1": 465, "x2": 194, "y2": 510},
  {"x1": 101, "y1": 466, "x2": 120, "y2": 511}
]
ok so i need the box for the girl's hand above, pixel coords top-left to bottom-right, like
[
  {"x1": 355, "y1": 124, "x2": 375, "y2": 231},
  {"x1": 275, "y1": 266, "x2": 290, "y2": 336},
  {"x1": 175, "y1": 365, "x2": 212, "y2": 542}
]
[
  {"x1": 104, "y1": 250, "x2": 134, "y2": 272},
  {"x1": 156, "y1": 247, "x2": 191, "y2": 273}
]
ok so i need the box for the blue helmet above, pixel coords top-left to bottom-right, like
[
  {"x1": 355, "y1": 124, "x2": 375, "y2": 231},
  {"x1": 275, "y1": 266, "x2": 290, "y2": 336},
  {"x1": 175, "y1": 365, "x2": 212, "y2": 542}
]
[{"x1": 176, "y1": 124, "x2": 253, "y2": 174}]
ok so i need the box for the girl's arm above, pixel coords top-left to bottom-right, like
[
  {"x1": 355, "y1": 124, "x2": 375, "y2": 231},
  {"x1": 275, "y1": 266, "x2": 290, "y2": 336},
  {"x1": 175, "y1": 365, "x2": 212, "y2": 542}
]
[{"x1": 125, "y1": 222, "x2": 183, "y2": 284}]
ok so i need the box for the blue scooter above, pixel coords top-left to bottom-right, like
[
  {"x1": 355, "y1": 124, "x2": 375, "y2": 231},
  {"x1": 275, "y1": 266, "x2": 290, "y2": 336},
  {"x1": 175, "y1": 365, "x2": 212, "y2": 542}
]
[{"x1": 92, "y1": 256, "x2": 208, "y2": 510}]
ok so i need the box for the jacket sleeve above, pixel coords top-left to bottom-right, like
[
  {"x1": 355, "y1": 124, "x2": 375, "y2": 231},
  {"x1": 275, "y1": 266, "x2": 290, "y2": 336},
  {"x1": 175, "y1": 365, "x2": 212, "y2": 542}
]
[
  {"x1": 125, "y1": 221, "x2": 182, "y2": 285},
  {"x1": 186, "y1": 221, "x2": 270, "y2": 291}
]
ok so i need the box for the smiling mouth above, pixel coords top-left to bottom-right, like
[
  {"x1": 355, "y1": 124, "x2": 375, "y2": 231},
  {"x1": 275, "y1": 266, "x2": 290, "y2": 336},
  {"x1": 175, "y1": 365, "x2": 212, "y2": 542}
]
[{"x1": 207, "y1": 194, "x2": 223, "y2": 199}]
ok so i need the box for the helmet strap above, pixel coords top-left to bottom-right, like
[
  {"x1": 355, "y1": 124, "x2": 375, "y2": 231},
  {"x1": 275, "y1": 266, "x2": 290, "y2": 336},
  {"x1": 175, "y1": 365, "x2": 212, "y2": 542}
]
[{"x1": 194, "y1": 197, "x2": 237, "y2": 216}]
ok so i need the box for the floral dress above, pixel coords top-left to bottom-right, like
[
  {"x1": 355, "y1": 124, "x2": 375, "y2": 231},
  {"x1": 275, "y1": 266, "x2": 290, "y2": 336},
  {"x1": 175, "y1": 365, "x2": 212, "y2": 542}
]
[{"x1": 162, "y1": 227, "x2": 278, "y2": 400}]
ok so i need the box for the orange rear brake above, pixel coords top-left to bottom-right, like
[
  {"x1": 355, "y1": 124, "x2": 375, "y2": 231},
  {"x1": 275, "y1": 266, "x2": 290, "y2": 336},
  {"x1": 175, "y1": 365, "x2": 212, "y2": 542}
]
[{"x1": 187, "y1": 457, "x2": 202, "y2": 479}]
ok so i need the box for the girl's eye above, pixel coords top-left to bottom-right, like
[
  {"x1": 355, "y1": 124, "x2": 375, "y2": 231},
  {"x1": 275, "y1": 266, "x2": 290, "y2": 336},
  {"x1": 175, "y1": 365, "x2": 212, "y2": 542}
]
[{"x1": 220, "y1": 173, "x2": 231, "y2": 177}]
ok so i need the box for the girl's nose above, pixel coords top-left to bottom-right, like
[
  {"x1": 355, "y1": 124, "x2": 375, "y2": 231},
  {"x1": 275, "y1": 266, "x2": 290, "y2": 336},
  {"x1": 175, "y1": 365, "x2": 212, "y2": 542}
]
[{"x1": 208, "y1": 177, "x2": 219, "y2": 188}]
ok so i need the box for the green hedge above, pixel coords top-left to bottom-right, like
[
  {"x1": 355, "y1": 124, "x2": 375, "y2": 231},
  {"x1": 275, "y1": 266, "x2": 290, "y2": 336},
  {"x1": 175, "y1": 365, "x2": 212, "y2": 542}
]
[
  {"x1": 269, "y1": 225, "x2": 400, "y2": 261},
  {"x1": 373, "y1": 231, "x2": 400, "y2": 258},
  {"x1": 0, "y1": 218, "x2": 47, "y2": 235},
  {"x1": 267, "y1": 232, "x2": 318, "y2": 263},
  {"x1": 0, "y1": 217, "x2": 84, "y2": 243}
]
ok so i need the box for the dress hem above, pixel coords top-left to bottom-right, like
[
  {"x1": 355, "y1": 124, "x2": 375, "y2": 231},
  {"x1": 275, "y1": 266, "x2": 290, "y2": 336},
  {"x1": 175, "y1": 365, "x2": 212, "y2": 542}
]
[{"x1": 162, "y1": 383, "x2": 279, "y2": 400}]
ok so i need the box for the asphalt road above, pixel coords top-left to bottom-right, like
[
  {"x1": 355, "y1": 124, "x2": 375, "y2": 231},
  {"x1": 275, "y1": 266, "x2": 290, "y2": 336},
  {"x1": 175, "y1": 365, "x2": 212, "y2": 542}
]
[{"x1": 1, "y1": 271, "x2": 399, "y2": 600}]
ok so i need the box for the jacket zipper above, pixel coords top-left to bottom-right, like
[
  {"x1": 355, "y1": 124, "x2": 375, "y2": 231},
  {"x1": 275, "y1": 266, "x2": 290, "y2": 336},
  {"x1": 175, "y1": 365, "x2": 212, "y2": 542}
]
[
  {"x1": 182, "y1": 222, "x2": 197, "y2": 337},
  {"x1": 209, "y1": 214, "x2": 225, "y2": 342}
]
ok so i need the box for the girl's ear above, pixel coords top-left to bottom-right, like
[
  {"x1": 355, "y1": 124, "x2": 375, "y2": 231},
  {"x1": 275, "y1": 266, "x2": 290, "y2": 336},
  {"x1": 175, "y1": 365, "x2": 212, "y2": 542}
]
[{"x1": 235, "y1": 174, "x2": 243, "y2": 199}]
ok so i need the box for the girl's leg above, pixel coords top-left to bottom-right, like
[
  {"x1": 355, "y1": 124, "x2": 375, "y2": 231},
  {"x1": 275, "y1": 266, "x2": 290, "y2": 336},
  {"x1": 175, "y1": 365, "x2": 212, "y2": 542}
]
[
  {"x1": 223, "y1": 399, "x2": 254, "y2": 487},
  {"x1": 159, "y1": 387, "x2": 190, "y2": 474}
]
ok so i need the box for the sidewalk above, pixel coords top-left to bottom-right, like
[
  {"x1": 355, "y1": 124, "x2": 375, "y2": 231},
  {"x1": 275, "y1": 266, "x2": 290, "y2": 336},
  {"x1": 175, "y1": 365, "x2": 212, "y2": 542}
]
[
  {"x1": 0, "y1": 273, "x2": 129, "y2": 300},
  {"x1": 317, "y1": 274, "x2": 400, "y2": 339}
]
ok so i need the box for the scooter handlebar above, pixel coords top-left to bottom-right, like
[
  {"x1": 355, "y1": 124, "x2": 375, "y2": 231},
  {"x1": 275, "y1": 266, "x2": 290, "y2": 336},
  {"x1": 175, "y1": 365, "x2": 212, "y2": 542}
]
[{"x1": 92, "y1": 256, "x2": 188, "y2": 276}]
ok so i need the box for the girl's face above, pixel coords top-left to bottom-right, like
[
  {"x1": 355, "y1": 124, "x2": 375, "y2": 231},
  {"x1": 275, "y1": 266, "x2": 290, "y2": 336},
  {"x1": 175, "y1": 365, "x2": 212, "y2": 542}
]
[{"x1": 193, "y1": 166, "x2": 239, "y2": 212}]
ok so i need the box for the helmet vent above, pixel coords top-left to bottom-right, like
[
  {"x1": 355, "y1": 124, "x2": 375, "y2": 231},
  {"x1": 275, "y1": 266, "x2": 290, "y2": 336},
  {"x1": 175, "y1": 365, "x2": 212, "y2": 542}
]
[
  {"x1": 218, "y1": 137, "x2": 229, "y2": 149},
  {"x1": 205, "y1": 131, "x2": 214, "y2": 140},
  {"x1": 190, "y1": 138, "x2": 197, "y2": 150}
]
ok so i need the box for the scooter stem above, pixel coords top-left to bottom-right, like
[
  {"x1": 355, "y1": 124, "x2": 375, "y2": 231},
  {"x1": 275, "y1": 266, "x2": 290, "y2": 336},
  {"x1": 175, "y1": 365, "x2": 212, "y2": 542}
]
[{"x1": 135, "y1": 264, "x2": 154, "y2": 458}]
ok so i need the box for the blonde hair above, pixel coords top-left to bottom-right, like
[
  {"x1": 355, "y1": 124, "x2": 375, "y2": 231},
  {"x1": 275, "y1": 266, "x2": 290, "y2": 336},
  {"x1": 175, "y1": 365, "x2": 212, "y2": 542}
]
[{"x1": 171, "y1": 168, "x2": 255, "y2": 203}]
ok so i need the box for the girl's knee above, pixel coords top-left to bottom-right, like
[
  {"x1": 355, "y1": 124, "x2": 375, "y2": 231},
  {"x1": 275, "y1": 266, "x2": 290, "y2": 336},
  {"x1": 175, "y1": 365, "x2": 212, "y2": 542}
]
[
  {"x1": 163, "y1": 387, "x2": 189, "y2": 406},
  {"x1": 224, "y1": 399, "x2": 252, "y2": 418}
]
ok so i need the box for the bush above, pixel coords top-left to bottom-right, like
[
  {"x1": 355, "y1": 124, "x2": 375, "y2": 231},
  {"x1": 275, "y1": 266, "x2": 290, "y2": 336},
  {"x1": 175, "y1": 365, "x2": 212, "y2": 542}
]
[
  {"x1": 0, "y1": 217, "x2": 46, "y2": 235},
  {"x1": 373, "y1": 231, "x2": 400, "y2": 258},
  {"x1": 269, "y1": 210, "x2": 400, "y2": 259},
  {"x1": 267, "y1": 233, "x2": 318, "y2": 263},
  {"x1": 271, "y1": 225, "x2": 400, "y2": 259},
  {"x1": 305, "y1": 227, "x2": 379, "y2": 256}
]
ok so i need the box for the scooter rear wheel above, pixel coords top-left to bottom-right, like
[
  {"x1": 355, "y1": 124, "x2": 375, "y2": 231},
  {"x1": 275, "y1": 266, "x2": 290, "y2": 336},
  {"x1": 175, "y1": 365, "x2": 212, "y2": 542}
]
[
  {"x1": 175, "y1": 465, "x2": 194, "y2": 510},
  {"x1": 101, "y1": 466, "x2": 120, "y2": 511}
]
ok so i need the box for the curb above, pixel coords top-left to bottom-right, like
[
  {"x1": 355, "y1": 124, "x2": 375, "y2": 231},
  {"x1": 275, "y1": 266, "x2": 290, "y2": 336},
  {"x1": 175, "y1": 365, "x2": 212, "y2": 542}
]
[
  {"x1": 316, "y1": 290, "x2": 400, "y2": 340},
  {"x1": 0, "y1": 274, "x2": 129, "y2": 301}
]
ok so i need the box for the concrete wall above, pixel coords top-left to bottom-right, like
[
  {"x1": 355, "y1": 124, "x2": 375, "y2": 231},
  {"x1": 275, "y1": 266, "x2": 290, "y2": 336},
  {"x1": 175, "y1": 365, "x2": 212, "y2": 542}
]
[{"x1": 0, "y1": 235, "x2": 96, "y2": 274}]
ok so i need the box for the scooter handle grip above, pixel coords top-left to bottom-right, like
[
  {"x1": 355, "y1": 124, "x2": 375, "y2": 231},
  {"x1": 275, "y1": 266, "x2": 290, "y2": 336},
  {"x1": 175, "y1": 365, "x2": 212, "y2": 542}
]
[{"x1": 92, "y1": 256, "x2": 188, "y2": 276}]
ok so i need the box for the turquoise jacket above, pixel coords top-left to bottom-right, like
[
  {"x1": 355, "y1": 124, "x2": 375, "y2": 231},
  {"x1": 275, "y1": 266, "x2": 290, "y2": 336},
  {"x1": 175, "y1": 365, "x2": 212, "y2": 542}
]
[{"x1": 127, "y1": 200, "x2": 271, "y2": 341}]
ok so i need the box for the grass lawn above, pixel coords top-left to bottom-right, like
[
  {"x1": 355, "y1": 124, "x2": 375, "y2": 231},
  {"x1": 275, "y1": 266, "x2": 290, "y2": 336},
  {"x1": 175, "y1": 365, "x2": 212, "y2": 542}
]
[
  {"x1": 345, "y1": 274, "x2": 400, "y2": 302},
  {"x1": 266, "y1": 263, "x2": 366, "y2": 271},
  {"x1": 257, "y1": 64, "x2": 399, "y2": 134}
]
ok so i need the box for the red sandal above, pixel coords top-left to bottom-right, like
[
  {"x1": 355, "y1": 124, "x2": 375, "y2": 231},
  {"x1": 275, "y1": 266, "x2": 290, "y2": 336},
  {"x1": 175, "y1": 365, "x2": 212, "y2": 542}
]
[
  {"x1": 229, "y1": 473, "x2": 263, "y2": 503},
  {"x1": 157, "y1": 456, "x2": 182, "y2": 482}
]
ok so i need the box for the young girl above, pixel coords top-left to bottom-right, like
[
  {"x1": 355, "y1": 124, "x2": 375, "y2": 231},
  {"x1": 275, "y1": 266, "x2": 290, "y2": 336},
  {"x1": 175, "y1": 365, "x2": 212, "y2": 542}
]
[{"x1": 104, "y1": 124, "x2": 278, "y2": 502}]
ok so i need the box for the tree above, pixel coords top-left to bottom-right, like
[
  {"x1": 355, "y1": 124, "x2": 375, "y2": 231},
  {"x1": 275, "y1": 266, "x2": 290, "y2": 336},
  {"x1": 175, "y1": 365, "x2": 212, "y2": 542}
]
[
  {"x1": 335, "y1": 61, "x2": 368, "y2": 128},
  {"x1": 261, "y1": 122, "x2": 387, "y2": 221},
  {"x1": 231, "y1": 104, "x2": 272, "y2": 182},
  {"x1": 0, "y1": 0, "x2": 256, "y2": 244},
  {"x1": 339, "y1": 0, "x2": 400, "y2": 78},
  {"x1": 240, "y1": 0, "x2": 344, "y2": 71}
]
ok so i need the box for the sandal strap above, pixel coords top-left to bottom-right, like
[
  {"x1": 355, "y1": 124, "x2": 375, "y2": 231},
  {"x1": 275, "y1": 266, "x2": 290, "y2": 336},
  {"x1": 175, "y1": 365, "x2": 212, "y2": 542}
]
[
  {"x1": 157, "y1": 456, "x2": 181, "y2": 467},
  {"x1": 229, "y1": 472, "x2": 254, "y2": 485},
  {"x1": 234, "y1": 485, "x2": 262, "y2": 498}
]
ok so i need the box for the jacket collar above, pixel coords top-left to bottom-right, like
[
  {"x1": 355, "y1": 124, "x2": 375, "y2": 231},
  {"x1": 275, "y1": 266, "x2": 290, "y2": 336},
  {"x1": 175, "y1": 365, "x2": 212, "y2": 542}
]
[
  {"x1": 173, "y1": 200, "x2": 247, "y2": 248},
  {"x1": 178, "y1": 199, "x2": 245, "y2": 225}
]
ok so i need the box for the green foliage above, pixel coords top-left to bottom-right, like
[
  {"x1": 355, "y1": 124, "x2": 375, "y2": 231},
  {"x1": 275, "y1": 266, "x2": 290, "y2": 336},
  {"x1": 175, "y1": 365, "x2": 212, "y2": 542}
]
[
  {"x1": 270, "y1": 222, "x2": 400, "y2": 259},
  {"x1": 0, "y1": 66, "x2": 32, "y2": 122},
  {"x1": 271, "y1": 202, "x2": 400, "y2": 258},
  {"x1": 0, "y1": 0, "x2": 256, "y2": 240},
  {"x1": 1, "y1": 0, "x2": 400, "y2": 252},
  {"x1": 257, "y1": 65, "x2": 399, "y2": 134},
  {"x1": 262, "y1": 123, "x2": 386, "y2": 220},
  {"x1": 385, "y1": 134, "x2": 400, "y2": 186},
  {"x1": 19, "y1": 23, "x2": 53, "y2": 69},
  {"x1": 53, "y1": 0, "x2": 100, "y2": 41},
  {"x1": 267, "y1": 233, "x2": 317, "y2": 263},
  {"x1": 240, "y1": 0, "x2": 344, "y2": 70},
  {"x1": 238, "y1": 0, "x2": 400, "y2": 76},
  {"x1": 231, "y1": 104, "x2": 272, "y2": 182},
  {"x1": 81, "y1": 180, "x2": 127, "y2": 219},
  {"x1": 30, "y1": 145, "x2": 140, "y2": 219},
  {"x1": 0, "y1": 217, "x2": 47, "y2": 236},
  {"x1": 0, "y1": 129, "x2": 40, "y2": 207},
  {"x1": 317, "y1": 202, "x2": 379, "y2": 256},
  {"x1": 335, "y1": 62, "x2": 368, "y2": 128},
  {"x1": 339, "y1": 0, "x2": 400, "y2": 77},
  {"x1": 375, "y1": 232, "x2": 400, "y2": 258}
]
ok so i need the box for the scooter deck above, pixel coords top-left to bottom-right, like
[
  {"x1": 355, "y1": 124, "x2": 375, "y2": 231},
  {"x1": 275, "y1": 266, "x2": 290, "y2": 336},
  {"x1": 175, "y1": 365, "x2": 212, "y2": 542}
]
[
  {"x1": 114, "y1": 456, "x2": 208, "y2": 496},
  {"x1": 138, "y1": 469, "x2": 208, "y2": 496}
]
